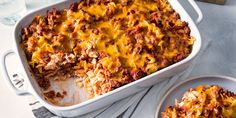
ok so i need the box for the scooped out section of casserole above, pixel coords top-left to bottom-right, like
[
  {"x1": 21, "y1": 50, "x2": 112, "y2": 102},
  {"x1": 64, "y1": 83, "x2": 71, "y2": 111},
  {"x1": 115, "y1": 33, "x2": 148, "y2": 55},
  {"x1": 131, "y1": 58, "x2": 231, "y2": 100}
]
[
  {"x1": 162, "y1": 85, "x2": 236, "y2": 118},
  {"x1": 21, "y1": 0, "x2": 194, "y2": 101}
]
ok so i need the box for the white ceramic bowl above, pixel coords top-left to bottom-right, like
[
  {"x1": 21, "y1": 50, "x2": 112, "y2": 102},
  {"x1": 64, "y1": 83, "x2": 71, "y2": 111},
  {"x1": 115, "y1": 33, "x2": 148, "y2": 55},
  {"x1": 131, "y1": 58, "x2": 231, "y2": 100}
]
[{"x1": 1, "y1": 0, "x2": 202, "y2": 117}]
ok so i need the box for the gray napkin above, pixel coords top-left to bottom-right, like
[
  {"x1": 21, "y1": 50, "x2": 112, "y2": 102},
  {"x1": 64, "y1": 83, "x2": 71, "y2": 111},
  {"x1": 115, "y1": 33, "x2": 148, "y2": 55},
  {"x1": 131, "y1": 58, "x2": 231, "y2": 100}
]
[{"x1": 23, "y1": 1, "x2": 236, "y2": 118}]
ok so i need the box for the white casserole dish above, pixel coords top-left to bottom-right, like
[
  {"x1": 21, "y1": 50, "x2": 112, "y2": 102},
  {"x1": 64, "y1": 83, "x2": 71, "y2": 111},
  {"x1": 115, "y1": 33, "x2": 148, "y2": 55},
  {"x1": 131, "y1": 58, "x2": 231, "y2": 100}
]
[{"x1": 0, "y1": 0, "x2": 202, "y2": 117}]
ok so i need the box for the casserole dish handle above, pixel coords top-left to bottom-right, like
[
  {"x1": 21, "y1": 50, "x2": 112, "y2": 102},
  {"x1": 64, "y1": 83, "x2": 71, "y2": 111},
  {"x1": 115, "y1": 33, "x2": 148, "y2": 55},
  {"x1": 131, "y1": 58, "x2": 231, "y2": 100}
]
[
  {"x1": 1, "y1": 49, "x2": 29, "y2": 95},
  {"x1": 187, "y1": 0, "x2": 203, "y2": 24}
]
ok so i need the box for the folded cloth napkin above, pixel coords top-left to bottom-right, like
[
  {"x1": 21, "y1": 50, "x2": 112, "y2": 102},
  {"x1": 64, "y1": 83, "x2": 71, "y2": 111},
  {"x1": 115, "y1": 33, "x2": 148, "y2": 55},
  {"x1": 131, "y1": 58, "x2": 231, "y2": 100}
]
[{"x1": 20, "y1": 1, "x2": 236, "y2": 118}]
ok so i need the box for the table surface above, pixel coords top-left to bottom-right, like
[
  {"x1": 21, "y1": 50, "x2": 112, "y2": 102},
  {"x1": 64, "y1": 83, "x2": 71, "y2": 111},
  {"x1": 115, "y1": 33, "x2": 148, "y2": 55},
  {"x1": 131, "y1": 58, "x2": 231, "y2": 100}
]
[
  {"x1": 0, "y1": 25, "x2": 35, "y2": 117},
  {"x1": 0, "y1": 1, "x2": 63, "y2": 118},
  {"x1": 1, "y1": 0, "x2": 236, "y2": 118}
]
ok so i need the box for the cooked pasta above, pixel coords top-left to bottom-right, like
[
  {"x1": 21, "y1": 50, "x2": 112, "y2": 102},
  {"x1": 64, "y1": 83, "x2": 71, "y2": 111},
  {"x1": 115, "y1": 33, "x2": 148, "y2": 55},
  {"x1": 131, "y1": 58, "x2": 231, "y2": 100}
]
[
  {"x1": 162, "y1": 85, "x2": 236, "y2": 118},
  {"x1": 21, "y1": 0, "x2": 194, "y2": 98}
]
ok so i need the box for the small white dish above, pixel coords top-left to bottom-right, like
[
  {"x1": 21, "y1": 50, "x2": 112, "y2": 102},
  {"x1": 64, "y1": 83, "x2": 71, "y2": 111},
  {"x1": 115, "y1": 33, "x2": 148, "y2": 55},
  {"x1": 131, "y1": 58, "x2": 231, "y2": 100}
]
[{"x1": 155, "y1": 75, "x2": 236, "y2": 118}]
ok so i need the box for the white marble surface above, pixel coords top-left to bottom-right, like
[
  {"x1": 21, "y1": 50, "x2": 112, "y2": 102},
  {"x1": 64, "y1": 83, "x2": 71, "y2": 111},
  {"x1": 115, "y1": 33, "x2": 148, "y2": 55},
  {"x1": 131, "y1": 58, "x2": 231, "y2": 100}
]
[
  {"x1": 0, "y1": 24, "x2": 34, "y2": 118},
  {"x1": 0, "y1": 1, "x2": 63, "y2": 118},
  {"x1": 0, "y1": 0, "x2": 236, "y2": 118}
]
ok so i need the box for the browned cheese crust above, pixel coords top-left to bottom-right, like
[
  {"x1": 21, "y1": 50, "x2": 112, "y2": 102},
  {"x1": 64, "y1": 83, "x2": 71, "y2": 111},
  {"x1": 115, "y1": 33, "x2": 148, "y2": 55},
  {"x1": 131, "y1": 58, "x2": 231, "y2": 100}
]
[
  {"x1": 162, "y1": 85, "x2": 236, "y2": 118},
  {"x1": 21, "y1": 0, "x2": 194, "y2": 98}
]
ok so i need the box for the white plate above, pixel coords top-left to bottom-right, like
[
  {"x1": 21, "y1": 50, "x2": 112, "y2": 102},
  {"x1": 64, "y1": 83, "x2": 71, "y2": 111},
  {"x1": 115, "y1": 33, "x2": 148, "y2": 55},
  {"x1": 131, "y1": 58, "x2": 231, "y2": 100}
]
[{"x1": 155, "y1": 75, "x2": 236, "y2": 118}]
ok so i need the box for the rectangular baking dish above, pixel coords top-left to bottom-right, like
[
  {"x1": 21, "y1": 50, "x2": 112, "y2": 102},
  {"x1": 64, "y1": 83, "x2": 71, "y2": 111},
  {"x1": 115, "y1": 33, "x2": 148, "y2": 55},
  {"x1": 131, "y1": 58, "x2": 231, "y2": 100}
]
[{"x1": 0, "y1": 0, "x2": 202, "y2": 117}]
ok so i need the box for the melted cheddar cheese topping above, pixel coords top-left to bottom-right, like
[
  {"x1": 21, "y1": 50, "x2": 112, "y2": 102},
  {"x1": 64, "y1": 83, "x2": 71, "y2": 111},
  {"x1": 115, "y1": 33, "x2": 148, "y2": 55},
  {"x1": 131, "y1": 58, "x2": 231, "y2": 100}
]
[
  {"x1": 21, "y1": 0, "x2": 194, "y2": 99},
  {"x1": 162, "y1": 85, "x2": 236, "y2": 118}
]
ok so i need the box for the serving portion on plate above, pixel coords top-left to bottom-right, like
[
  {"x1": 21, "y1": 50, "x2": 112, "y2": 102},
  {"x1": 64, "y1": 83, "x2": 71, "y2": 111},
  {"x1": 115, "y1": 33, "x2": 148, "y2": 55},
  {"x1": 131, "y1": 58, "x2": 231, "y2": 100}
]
[
  {"x1": 20, "y1": 0, "x2": 194, "y2": 104},
  {"x1": 162, "y1": 85, "x2": 236, "y2": 118},
  {"x1": 156, "y1": 75, "x2": 236, "y2": 118}
]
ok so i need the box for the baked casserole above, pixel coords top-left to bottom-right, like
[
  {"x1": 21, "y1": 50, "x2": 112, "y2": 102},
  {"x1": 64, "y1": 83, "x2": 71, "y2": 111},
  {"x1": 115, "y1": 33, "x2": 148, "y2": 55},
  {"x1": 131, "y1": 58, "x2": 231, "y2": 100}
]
[
  {"x1": 21, "y1": 0, "x2": 194, "y2": 99},
  {"x1": 162, "y1": 85, "x2": 236, "y2": 118}
]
